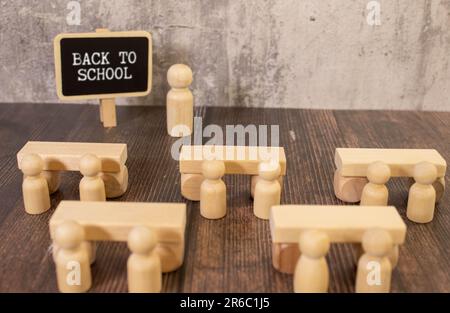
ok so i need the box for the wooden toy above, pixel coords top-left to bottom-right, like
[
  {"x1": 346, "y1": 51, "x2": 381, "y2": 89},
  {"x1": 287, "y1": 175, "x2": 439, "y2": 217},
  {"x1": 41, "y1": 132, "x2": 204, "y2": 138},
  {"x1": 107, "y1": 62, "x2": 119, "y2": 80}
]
[
  {"x1": 355, "y1": 229, "x2": 393, "y2": 293},
  {"x1": 166, "y1": 64, "x2": 193, "y2": 137},
  {"x1": 407, "y1": 161, "x2": 438, "y2": 223},
  {"x1": 17, "y1": 141, "x2": 128, "y2": 213},
  {"x1": 127, "y1": 226, "x2": 162, "y2": 293},
  {"x1": 54, "y1": 30, "x2": 152, "y2": 127},
  {"x1": 360, "y1": 161, "x2": 391, "y2": 206},
  {"x1": 200, "y1": 160, "x2": 227, "y2": 219},
  {"x1": 269, "y1": 205, "x2": 406, "y2": 286},
  {"x1": 49, "y1": 201, "x2": 186, "y2": 275},
  {"x1": 251, "y1": 175, "x2": 283, "y2": 199},
  {"x1": 54, "y1": 220, "x2": 92, "y2": 293},
  {"x1": 20, "y1": 154, "x2": 51, "y2": 214},
  {"x1": 52, "y1": 241, "x2": 96, "y2": 265},
  {"x1": 79, "y1": 154, "x2": 106, "y2": 202},
  {"x1": 179, "y1": 145, "x2": 286, "y2": 201},
  {"x1": 253, "y1": 161, "x2": 281, "y2": 220},
  {"x1": 333, "y1": 148, "x2": 446, "y2": 203},
  {"x1": 294, "y1": 230, "x2": 330, "y2": 293}
]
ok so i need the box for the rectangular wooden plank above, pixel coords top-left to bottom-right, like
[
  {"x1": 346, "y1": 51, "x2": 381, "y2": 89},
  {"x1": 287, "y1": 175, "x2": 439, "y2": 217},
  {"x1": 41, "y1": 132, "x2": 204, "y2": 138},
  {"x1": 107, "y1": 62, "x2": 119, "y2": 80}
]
[
  {"x1": 335, "y1": 148, "x2": 446, "y2": 177},
  {"x1": 180, "y1": 145, "x2": 287, "y2": 175},
  {"x1": 49, "y1": 201, "x2": 186, "y2": 243},
  {"x1": 17, "y1": 141, "x2": 127, "y2": 172},
  {"x1": 270, "y1": 205, "x2": 406, "y2": 244}
]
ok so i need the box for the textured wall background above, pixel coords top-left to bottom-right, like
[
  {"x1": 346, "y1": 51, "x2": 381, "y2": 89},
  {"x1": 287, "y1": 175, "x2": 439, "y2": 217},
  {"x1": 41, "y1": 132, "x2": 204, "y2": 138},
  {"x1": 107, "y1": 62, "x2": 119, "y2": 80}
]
[{"x1": 0, "y1": 0, "x2": 449, "y2": 111}]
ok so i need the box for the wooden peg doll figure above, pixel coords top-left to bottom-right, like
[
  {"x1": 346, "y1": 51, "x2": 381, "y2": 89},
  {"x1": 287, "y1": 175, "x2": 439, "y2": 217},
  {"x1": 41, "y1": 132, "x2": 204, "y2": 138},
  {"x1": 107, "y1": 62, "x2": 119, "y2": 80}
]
[
  {"x1": 355, "y1": 229, "x2": 393, "y2": 293},
  {"x1": 200, "y1": 160, "x2": 226, "y2": 219},
  {"x1": 294, "y1": 230, "x2": 330, "y2": 293},
  {"x1": 166, "y1": 64, "x2": 193, "y2": 137},
  {"x1": 360, "y1": 161, "x2": 391, "y2": 206},
  {"x1": 254, "y1": 161, "x2": 281, "y2": 220},
  {"x1": 407, "y1": 162, "x2": 437, "y2": 223},
  {"x1": 79, "y1": 154, "x2": 106, "y2": 202},
  {"x1": 127, "y1": 226, "x2": 162, "y2": 293},
  {"x1": 21, "y1": 153, "x2": 51, "y2": 214},
  {"x1": 54, "y1": 220, "x2": 92, "y2": 293}
]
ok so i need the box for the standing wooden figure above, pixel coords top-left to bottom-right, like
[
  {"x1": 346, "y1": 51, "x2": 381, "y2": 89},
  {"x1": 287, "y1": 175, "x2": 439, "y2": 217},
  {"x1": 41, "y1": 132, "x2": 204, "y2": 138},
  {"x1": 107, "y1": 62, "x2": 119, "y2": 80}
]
[
  {"x1": 355, "y1": 229, "x2": 393, "y2": 293},
  {"x1": 79, "y1": 154, "x2": 106, "y2": 202},
  {"x1": 360, "y1": 161, "x2": 391, "y2": 206},
  {"x1": 54, "y1": 220, "x2": 92, "y2": 293},
  {"x1": 200, "y1": 160, "x2": 226, "y2": 219},
  {"x1": 407, "y1": 162, "x2": 437, "y2": 223},
  {"x1": 127, "y1": 226, "x2": 162, "y2": 293},
  {"x1": 294, "y1": 230, "x2": 330, "y2": 293},
  {"x1": 21, "y1": 153, "x2": 51, "y2": 214},
  {"x1": 254, "y1": 161, "x2": 281, "y2": 220},
  {"x1": 166, "y1": 64, "x2": 193, "y2": 137}
]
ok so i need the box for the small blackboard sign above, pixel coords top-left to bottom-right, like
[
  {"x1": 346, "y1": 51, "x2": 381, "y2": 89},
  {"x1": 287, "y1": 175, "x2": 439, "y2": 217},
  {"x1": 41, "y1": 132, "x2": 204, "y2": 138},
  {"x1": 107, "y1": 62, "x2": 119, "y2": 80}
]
[{"x1": 54, "y1": 31, "x2": 152, "y2": 100}]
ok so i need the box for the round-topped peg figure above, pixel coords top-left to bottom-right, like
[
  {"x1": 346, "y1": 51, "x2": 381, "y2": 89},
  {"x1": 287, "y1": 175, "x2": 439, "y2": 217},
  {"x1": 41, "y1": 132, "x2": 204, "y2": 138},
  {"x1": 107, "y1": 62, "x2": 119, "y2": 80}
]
[
  {"x1": 355, "y1": 228, "x2": 393, "y2": 293},
  {"x1": 294, "y1": 230, "x2": 330, "y2": 293},
  {"x1": 127, "y1": 226, "x2": 162, "y2": 293},
  {"x1": 54, "y1": 220, "x2": 92, "y2": 293},
  {"x1": 79, "y1": 154, "x2": 106, "y2": 202},
  {"x1": 166, "y1": 64, "x2": 193, "y2": 137},
  {"x1": 360, "y1": 161, "x2": 391, "y2": 206},
  {"x1": 253, "y1": 161, "x2": 281, "y2": 220},
  {"x1": 21, "y1": 153, "x2": 51, "y2": 214},
  {"x1": 407, "y1": 162, "x2": 437, "y2": 223},
  {"x1": 200, "y1": 160, "x2": 226, "y2": 219}
]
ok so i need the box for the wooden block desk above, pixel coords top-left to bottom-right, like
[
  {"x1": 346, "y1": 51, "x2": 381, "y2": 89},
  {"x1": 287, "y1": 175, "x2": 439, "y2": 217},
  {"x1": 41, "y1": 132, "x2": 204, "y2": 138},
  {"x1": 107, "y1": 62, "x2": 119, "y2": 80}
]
[
  {"x1": 17, "y1": 141, "x2": 128, "y2": 198},
  {"x1": 0, "y1": 103, "x2": 448, "y2": 292},
  {"x1": 50, "y1": 200, "x2": 186, "y2": 272},
  {"x1": 179, "y1": 145, "x2": 287, "y2": 201},
  {"x1": 333, "y1": 148, "x2": 447, "y2": 203},
  {"x1": 270, "y1": 205, "x2": 407, "y2": 273}
]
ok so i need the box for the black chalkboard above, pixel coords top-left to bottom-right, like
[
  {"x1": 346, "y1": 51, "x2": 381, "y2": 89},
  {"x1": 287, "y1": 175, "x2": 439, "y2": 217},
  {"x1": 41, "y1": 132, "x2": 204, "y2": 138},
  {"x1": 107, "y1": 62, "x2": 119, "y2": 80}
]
[{"x1": 54, "y1": 31, "x2": 152, "y2": 99}]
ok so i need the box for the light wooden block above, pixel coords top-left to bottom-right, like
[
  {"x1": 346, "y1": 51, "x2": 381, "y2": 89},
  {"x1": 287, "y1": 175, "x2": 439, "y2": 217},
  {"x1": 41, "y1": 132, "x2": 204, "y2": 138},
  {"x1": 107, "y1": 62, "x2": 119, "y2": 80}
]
[
  {"x1": 272, "y1": 242, "x2": 300, "y2": 274},
  {"x1": 17, "y1": 141, "x2": 127, "y2": 172},
  {"x1": 180, "y1": 173, "x2": 204, "y2": 201},
  {"x1": 180, "y1": 145, "x2": 287, "y2": 175},
  {"x1": 335, "y1": 148, "x2": 446, "y2": 178},
  {"x1": 333, "y1": 168, "x2": 368, "y2": 203},
  {"x1": 101, "y1": 165, "x2": 129, "y2": 198},
  {"x1": 49, "y1": 201, "x2": 186, "y2": 272},
  {"x1": 270, "y1": 205, "x2": 407, "y2": 274},
  {"x1": 270, "y1": 205, "x2": 406, "y2": 244}
]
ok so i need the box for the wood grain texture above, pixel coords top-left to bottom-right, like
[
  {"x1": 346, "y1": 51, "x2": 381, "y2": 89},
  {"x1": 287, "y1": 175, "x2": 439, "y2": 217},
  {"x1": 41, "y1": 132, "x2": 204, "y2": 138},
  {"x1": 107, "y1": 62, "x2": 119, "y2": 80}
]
[{"x1": 0, "y1": 103, "x2": 448, "y2": 292}]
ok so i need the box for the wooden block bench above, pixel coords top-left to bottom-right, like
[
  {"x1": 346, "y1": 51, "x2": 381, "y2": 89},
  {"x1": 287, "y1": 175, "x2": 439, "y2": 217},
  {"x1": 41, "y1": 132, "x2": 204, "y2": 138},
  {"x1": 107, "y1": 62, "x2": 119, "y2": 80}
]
[
  {"x1": 49, "y1": 200, "x2": 186, "y2": 273},
  {"x1": 333, "y1": 148, "x2": 446, "y2": 203},
  {"x1": 269, "y1": 205, "x2": 407, "y2": 274},
  {"x1": 179, "y1": 145, "x2": 287, "y2": 200},
  {"x1": 17, "y1": 141, "x2": 128, "y2": 198}
]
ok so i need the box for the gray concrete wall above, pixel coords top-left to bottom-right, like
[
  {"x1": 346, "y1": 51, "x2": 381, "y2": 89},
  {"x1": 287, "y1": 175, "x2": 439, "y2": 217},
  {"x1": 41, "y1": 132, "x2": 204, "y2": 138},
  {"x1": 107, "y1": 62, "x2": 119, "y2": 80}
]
[{"x1": 0, "y1": 0, "x2": 449, "y2": 111}]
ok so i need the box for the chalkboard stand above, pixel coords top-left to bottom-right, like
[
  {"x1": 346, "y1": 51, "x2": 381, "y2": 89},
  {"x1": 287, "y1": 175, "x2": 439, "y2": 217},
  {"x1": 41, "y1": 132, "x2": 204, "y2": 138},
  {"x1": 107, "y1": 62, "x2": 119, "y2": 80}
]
[
  {"x1": 94, "y1": 28, "x2": 117, "y2": 128},
  {"x1": 54, "y1": 29, "x2": 152, "y2": 128},
  {"x1": 100, "y1": 98, "x2": 117, "y2": 127}
]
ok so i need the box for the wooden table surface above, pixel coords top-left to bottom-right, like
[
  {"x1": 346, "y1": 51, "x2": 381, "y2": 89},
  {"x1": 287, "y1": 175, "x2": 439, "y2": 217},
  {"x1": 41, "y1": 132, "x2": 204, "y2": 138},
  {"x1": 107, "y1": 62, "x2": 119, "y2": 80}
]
[{"x1": 0, "y1": 103, "x2": 448, "y2": 293}]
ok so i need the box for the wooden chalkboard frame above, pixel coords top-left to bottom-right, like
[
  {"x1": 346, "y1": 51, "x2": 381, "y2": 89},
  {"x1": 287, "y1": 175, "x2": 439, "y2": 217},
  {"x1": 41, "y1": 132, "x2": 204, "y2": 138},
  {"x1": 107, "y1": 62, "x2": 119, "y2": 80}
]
[{"x1": 54, "y1": 30, "x2": 152, "y2": 100}]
